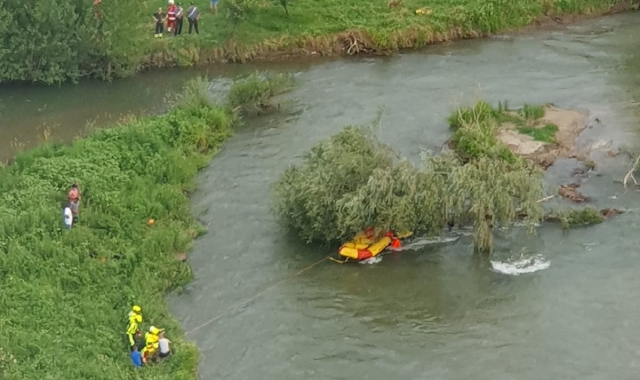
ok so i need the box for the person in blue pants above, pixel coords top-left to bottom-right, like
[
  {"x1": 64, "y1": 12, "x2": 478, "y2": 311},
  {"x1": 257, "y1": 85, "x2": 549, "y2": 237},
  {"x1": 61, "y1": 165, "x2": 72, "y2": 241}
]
[{"x1": 131, "y1": 345, "x2": 143, "y2": 367}]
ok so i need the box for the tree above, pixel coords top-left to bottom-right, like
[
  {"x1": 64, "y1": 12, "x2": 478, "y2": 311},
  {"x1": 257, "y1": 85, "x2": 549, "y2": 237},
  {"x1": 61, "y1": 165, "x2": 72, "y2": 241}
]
[
  {"x1": 273, "y1": 125, "x2": 544, "y2": 254},
  {"x1": 226, "y1": 0, "x2": 258, "y2": 34}
]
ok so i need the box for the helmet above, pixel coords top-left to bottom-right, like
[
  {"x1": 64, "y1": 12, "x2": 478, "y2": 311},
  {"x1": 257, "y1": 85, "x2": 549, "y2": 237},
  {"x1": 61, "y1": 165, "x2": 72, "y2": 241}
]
[
  {"x1": 132, "y1": 305, "x2": 142, "y2": 313},
  {"x1": 150, "y1": 326, "x2": 159, "y2": 334}
]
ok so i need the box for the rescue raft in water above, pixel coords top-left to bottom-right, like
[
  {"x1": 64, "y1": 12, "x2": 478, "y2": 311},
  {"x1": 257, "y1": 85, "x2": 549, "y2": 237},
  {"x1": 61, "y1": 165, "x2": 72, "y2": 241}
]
[{"x1": 336, "y1": 228, "x2": 413, "y2": 261}]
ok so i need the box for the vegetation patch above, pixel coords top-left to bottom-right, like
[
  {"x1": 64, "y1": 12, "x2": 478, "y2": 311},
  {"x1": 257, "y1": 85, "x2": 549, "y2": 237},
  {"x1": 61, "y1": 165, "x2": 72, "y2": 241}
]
[
  {"x1": 517, "y1": 124, "x2": 559, "y2": 143},
  {"x1": 3, "y1": 0, "x2": 638, "y2": 84},
  {"x1": 448, "y1": 100, "x2": 586, "y2": 169},
  {"x1": 227, "y1": 72, "x2": 295, "y2": 116},
  {"x1": 0, "y1": 75, "x2": 291, "y2": 380},
  {"x1": 273, "y1": 123, "x2": 544, "y2": 254}
]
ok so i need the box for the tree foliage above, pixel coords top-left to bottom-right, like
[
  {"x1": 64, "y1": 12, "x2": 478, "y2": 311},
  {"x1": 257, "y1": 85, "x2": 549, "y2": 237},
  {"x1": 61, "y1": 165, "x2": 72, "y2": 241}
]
[
  {"x1": 227, "y1": 72, "x2": 295, "y2": 116},
  {"x1": 226, "y1": 0, "x2": 259, "y2": 33},
  {"x1": 273, "y1": 107, "x2": 545, "y2": 253},
  {"x1": 0, "y1": 0, "x2": 146, "y2": 84}
]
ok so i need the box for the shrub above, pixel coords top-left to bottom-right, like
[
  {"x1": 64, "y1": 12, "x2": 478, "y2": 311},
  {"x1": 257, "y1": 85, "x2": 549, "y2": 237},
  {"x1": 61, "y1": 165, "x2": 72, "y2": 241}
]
[
  {"x1": 227, "y1": 72, "x2": 295, "y2": 116},
  {"x1": 273, "y1": 125, "x2": 544, "y2": 253}
]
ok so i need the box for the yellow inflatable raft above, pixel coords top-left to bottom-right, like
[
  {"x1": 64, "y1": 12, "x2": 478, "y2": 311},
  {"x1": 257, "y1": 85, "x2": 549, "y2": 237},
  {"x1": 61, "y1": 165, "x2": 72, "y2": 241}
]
[{"x1": 337, "y1": 229, "x2": 413, "y2": 261}]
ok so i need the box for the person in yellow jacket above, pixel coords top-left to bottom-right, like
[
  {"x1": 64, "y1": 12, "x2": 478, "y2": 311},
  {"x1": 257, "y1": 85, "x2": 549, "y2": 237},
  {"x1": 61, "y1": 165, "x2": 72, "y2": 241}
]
[
  {"x1": 126, "y1": 305, "x2": 143, "y2": 351},
  {"x1": 142, "y1": 326, "x2": 164, "y2": 364}
]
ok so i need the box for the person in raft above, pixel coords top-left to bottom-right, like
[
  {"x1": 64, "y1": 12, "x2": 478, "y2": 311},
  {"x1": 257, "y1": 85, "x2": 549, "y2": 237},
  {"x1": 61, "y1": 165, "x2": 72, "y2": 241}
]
[
  {"x1": 131, "y1": 345, "x2": 143, "y2": 367},
  {"x1": 126, "y1": 305, "x2": 144, "y2": 351},
  {"x1": 63, "y1": 203, "x2": 73, "y2": 230},
  {"x1": 67, "y1": 183, "x2": 80, "y2": 225},
  {"x1": 158, "y1": 331, "x2": 172, "y2": 359}
]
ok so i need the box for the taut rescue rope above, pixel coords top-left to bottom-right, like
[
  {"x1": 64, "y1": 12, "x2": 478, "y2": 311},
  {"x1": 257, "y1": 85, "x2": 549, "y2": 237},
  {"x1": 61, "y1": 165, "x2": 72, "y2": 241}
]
[{"x1": 185, "y1": 254, "x2": 332, "y2": 336}]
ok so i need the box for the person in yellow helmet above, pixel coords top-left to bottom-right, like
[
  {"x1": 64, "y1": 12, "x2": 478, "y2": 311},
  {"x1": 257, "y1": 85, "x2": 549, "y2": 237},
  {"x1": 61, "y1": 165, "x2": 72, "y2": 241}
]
[
  {"x1": 126, "y1": 306, "x2": 144, "y2": 351},
  {"x1": 142, "y1": 326, "x2": 164, "y2": 364}
]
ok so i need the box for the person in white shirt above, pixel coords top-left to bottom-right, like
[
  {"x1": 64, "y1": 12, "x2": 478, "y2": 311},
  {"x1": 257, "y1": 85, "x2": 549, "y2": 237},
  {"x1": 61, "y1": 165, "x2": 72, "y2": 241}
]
[
  {"x1": 63, "y1": 204, "x2": 73, "y2": 230},
  {"x1": 158, "y1": 331, "x2": 172, "y2": 358}
]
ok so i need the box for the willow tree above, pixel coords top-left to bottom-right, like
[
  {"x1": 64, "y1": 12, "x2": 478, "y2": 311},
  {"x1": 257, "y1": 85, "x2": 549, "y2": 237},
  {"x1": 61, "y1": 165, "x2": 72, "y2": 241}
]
[{"x1": 273, "y1": 123, "x2": 544, "y2": 254}]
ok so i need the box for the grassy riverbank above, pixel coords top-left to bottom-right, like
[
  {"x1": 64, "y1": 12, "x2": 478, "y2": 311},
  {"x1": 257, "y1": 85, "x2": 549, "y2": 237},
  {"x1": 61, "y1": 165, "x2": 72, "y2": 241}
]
[
  {"x1": 2, "y1": 0, "x2": 637, "y2": 84},
  {"x1": 0, "y1": 75, "x2": 290, "y2": 380}
]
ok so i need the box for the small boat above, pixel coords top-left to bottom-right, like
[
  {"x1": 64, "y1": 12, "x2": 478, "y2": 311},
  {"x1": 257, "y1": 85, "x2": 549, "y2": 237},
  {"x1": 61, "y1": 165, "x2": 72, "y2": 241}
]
[{"x1": 335, "y1": 228, "x2": 413, "y2": 262}]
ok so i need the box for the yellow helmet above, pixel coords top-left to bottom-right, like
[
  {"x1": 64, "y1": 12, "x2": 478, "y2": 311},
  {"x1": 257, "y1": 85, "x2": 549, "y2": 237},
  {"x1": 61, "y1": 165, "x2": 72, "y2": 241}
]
[
  {"x1": 150, "y1": 326, "x2": 159, "y2": 334},
  {"x1": 132, "y1": 305, "x2": 142, "y2": 313}
]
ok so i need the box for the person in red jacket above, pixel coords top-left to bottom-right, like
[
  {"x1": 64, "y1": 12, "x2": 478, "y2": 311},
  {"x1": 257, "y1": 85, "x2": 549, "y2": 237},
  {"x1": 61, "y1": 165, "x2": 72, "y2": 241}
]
[{"x1": 167, "y1": 0, "x2": 177, "y2": 33}]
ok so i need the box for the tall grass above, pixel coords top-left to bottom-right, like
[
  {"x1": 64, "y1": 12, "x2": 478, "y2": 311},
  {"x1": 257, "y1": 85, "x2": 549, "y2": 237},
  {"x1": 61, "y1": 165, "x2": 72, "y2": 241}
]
[
  {"x1": 448, "y1": 100, "x2": 559, "y2": 160},
  {"x1": 0, "y1": 76, "x2": 290, "y2": 380},
  {"x1": 227, "y1": 72, "x2": 295, "y2": 116}
]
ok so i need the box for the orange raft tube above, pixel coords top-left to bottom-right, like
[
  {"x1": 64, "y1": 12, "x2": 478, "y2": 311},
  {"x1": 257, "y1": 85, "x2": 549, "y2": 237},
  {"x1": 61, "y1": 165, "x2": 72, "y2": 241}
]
[{"x1": 338, "y1": 228, "x2": 413, "y2": 261}]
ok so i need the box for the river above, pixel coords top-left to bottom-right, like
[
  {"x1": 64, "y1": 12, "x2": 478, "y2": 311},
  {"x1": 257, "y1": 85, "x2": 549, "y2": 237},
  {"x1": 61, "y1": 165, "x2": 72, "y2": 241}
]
[{"x1": 5, "y1": 12, "x2": 640, "y2": 380}]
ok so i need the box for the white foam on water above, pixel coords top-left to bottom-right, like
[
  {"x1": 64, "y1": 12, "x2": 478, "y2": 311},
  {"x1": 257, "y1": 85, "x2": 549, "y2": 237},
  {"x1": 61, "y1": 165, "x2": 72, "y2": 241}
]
[
  {"x1": 396, "y1": 236, "x2": 460, "y2": 251},
  {"x1": 490, "y1": 255, "x2": 550, "y2": 276},
  {"x1": 359, "y1": 256, "x2": 383, "y2": 265}
]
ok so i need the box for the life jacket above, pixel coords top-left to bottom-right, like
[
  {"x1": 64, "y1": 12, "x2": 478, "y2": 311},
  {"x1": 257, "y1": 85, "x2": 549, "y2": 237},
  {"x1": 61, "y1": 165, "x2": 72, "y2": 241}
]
[
  {"x1": 127, "y1": 312, "x2": 142, "y2": 335},
  {"x1": 145, "y1": 331, "x2": 159, "y2": 346},
  {"x1": 167, "y1": 5, "x2": 176, "y2": 20}
]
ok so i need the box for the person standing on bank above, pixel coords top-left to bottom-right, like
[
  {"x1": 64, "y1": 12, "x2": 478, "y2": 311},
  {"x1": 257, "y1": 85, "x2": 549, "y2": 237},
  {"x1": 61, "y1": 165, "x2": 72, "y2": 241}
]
[
  {"x1": 187, "y1": 2, "x2": 200, "y2": 35},
  {"x1": 210, "y1": 0, "x2": 219, "y2": 14},
  {"x1": 175, "y1": 3, "x2": 184, "y2": 35},
  {"x1": 167, "y1": 0, "x2": 176, "y2": 33},
  {"x1": 67, "y1": 183, "x2": 80, "y2": 225},
  {"x1": 153, "y1": 7, "x2": 166, "y2": 38}
]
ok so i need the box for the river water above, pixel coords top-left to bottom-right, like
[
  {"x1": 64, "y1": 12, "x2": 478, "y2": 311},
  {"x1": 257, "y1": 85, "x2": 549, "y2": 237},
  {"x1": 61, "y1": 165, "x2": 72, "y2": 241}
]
[{"x1": 5, "y1": 12, "x2": 640, "y2": 380}]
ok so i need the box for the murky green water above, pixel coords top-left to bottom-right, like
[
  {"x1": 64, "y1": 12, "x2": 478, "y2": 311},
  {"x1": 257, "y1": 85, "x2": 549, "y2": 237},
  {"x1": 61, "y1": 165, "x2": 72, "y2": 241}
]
[{"x1": 6, "y1": 12, "x2": 640, "y2": 380}]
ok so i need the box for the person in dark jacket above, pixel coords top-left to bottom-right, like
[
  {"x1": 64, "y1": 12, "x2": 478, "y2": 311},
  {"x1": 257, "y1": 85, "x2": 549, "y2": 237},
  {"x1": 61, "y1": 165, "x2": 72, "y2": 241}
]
[
  {"x1": 153, "y1": 7, "x2": 166, "y2": 38},
  {"x1": 175, "y1": 3, "x2": 184, "y2": 35},
  {"x1": 186, "y1": 2, "x2": 200, "y2": 35}
]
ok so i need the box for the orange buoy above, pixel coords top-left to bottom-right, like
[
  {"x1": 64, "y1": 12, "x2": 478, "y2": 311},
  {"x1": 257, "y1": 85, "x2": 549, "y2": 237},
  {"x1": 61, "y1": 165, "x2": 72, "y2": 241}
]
[{"x1": 147, "y1": 219, "x2": 155, "y2": 226}]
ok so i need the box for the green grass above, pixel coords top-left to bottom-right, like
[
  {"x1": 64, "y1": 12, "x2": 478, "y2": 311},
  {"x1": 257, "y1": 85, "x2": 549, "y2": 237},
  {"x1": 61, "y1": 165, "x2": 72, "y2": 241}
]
[
  {"x1": 517, "y1": 123, "x2": 559, "y2": 143},
  {"x1": 520, "y1": 103, "x2": 545, "y2": 120},
  {"x1": 2, "y1": 0, "x2": 632, "y2": 84},
  {"x1": 140, "y1": 0, "x2": 629, "y2": 66},
  {"x1": 0, "y1": 75, "x2": 290, "y2": 380},
  {"x1": 558, "y1": 207, "x2": 604, "y2": 229},
  {"x1": 448, "y1": 100, "x2": 559, "y2": 161},
  {"x1": 448, "y1": 100, "x2": 526, "y2": 163}
]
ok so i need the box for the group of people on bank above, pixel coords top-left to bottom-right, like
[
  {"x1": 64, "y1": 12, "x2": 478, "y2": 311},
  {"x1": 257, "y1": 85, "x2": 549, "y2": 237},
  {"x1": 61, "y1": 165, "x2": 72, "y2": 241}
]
[
  {"x1": 127, "y1": 305, "x2": 173, "y2": 367},
  {"x1": 153, "y1": 0, "x2": 205, "y2": 37}
]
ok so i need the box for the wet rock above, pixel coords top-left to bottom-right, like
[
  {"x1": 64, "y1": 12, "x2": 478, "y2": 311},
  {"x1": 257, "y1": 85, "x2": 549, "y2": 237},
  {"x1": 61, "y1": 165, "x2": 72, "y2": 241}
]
[
  {"x1": 600, "y1": 208, "x2": 625, "y2": 219},
  {"x1": 558, "y1": 183, "x2": 591, "y2": 203}
]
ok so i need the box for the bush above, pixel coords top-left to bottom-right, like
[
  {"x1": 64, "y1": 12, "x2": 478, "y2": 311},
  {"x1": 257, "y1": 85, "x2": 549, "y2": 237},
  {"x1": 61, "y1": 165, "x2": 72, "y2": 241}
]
[
  {"x1": 227, "y1": 72, "x2": 295, "y2": 116},
  {"x1": 273, "y1": 125, "x2": 544, "y2": 253}
]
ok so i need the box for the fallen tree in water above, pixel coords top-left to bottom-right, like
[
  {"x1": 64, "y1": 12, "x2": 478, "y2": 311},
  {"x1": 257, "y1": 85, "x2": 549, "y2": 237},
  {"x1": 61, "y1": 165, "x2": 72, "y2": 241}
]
[
  {"x1": 274, "y1": 100, "x2": 621, "y2": 254},
  {"x1": 273, "y1": 125, "x2": 544, "y2": 254}
]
